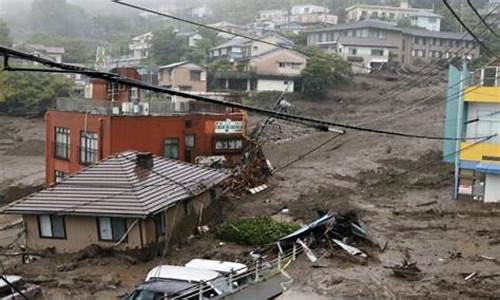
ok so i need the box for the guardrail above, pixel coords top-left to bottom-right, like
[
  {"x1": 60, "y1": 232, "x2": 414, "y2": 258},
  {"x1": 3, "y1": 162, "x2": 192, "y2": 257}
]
[{"x1": 55, "y1": 98, "x2": 235, "y2": 116}]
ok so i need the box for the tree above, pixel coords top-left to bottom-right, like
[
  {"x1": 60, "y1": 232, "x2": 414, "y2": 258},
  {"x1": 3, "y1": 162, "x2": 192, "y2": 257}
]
[
  {"x1": 301, "y1": 46, "x2": 352, "y2": 97},
  {"x1": 0, "y1": 19, "x2": 12, "y2": 47},
  {"x1": 1, "y1": 71, "x2": 75, "y2": 115},
  {"x1": 150, "y1": 28, "x2": 188, "y2": 65}
]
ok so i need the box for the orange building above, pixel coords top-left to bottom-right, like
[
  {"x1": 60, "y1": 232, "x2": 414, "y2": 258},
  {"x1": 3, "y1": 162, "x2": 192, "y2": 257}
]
[{"x1": 46, "y1": 68, "x2": 247, "y2": 185}]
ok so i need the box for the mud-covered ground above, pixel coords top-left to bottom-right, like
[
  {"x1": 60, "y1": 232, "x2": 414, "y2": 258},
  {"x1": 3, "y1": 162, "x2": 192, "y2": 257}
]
[{"x1": 1, "y1": 73, "x2": 500, "y2": 299}]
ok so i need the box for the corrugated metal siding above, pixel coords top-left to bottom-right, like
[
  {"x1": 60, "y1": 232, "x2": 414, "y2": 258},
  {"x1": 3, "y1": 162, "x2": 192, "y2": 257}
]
[{"x1": 3, "y1": 152, "x2": 229, "y2": 217}]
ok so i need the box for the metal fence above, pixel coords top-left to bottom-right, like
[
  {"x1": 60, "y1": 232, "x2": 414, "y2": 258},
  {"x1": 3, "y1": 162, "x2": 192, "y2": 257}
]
[{"x1": 55, "y1": 98, "x2": 233, "y2": 116}]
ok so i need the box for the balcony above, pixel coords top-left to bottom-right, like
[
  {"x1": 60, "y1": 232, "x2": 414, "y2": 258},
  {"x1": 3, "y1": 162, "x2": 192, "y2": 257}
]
[
  {"x1": 55, "y1": 98, "x2": 237, "y2": 116},
  {"x1": 465, "y1": 66, "x2": 500, "y2": 103}
]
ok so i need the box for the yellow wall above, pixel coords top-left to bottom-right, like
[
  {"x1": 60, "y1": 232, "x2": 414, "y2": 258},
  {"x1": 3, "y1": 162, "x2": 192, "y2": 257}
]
[
  {"x1": 460, "y1": 142, "x2": 500, "y2": 161},
  {"x1": 464, "y1": 86, "x2": 500, "y2": 103}
]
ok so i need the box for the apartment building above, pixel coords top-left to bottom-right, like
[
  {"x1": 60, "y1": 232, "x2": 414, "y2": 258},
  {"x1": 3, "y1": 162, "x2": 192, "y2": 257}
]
[
  {"x1": 443, "y1": 64, "x2": 500, "y2": 203},
  {"x1": 306, "y1": 20, "x2": 478, "y2": 71},
  {"x1": 345, "y1": 2, "x2": 443, "y2": 31}
]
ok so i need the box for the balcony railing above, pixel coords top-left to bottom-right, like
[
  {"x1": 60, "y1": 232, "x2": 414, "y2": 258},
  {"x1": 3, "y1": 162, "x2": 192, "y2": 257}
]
[{"x1": 55, "y1": 98, "x2": 237, "y2": 116}]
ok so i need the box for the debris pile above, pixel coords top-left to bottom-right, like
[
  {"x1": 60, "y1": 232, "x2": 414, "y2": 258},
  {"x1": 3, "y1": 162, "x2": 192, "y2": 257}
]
[
  {"x1": 222, "y1": 144, "x2": 272, "y2": 198},
  {"x1": 385, "y1": 260, "x2": 423, "y2": 281},
  {"x1": 277, "y1": 211, "x2": 373, "y2": 265}
]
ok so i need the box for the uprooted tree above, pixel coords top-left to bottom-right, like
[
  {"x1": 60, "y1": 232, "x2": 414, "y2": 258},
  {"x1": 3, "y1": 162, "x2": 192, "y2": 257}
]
[{"x1": 300, "y1": 46, "x2": 352, "y2": 98}]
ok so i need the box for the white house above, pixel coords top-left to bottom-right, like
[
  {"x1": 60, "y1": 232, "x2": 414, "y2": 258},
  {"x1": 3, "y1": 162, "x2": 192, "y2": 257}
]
[
  {"x1": 345, "y1": 2, "x2": 443, "y2": 31},
  {"x1": 129, "y1": 32, "x2": 153, "y2": 59},
  {"x1": 291, "y1": 4, "x2": 330, "y2": 15}
]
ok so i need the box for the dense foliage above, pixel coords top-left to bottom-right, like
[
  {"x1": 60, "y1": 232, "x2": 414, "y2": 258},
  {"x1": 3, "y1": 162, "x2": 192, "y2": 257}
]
[
  {"x1": 300, "y1": 46, "x2": 352, "y2": 97},
  {"x1": 0, "y1": 71, "x2": 75, "y2": 115},
  {"x1": 218, "y1": 217, "x2": 300, "y2": 246}
]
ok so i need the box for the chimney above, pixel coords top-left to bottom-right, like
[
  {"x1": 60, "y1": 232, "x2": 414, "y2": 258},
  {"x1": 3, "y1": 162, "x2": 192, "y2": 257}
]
[{"x1": 136, "y1": 152, "x2": 154, "y2": 169}]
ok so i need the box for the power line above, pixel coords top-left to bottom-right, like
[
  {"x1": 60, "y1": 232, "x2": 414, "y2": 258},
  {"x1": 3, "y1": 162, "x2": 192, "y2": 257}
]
[
  {"x1": 111, "y1": 0, "x2": 373, "y2": 71},
  {"x1": 273, "y1": 133, "x2": 343, "y2": 173},
  {"x1": 467, "y1": 0, "x2": 499, "y2": 37},
  {"x1": 0, "y1": 45, "x2": 493, "y2": 141},
  {"x1": 443, "y1": 0, "x2": 499, "y2": 58}
]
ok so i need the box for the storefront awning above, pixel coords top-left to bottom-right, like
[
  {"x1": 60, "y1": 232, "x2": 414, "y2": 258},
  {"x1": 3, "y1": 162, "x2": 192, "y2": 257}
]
[{"x1": 476, "y1": 162, "x2": 500, "y2": 175}]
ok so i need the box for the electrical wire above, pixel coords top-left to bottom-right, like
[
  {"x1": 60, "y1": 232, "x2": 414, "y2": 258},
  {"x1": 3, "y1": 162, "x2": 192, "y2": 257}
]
[
  {"x1": 443, "y1": 0, "x2": 499, "y2": 59},
  {"x1": 0, "y1": 45, "x2": 491, "y2": 142},
  {"x1": 467, "y1": 0, "x2": 499, "y2": 37},
  {"x1": 111, "y1": 0, "x2": 374, "y2": 71}
]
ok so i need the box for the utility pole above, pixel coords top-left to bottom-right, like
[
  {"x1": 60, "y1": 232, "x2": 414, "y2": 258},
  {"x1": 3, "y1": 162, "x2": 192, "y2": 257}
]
[{"x1": 453, "y1": 59, "x2": 467, "y2": 200}]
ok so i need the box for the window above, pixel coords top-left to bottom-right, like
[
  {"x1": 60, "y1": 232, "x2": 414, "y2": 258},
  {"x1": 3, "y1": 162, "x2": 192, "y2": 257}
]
[
  {"x1": 220, "y1": 48, "x2": 227, "y2": 55},
  {"x1": 215, "y1": 138, "x2": 243, "y2": 151},
  {"x1": 389, "y1": 12, "x2": 395, "y2": 19},
  {"x1": 349, "y1": 48, "x2": 357, "y2": 55},
  {"x1": 55, "y1": 170, "x2": 66, "y2": 183},
  {"x1": 190, "y1": 70, "x2": 202, "y2": 81},
  {"x1": 185, "y1": 134, "x2": 195, "y2": 148},
  {"x1": 414, "y1": 37, "x2": 420, "y2": 45},
  {"x1": 422, "y1": 38, "x2": 427, "y2": 46},
  {"x1": 185, "y1": 120, "x2": 192, "y2": 128},
  {"x1": 371, "y1": 49, "x2": 384, "y2": 56},
  {"x1": 455, "y1": 40, "x2": 460, "y2": 47},
  {"x1": 38, "y1": 215, "x2": 66, "y2": 239},
  {"x1": 164, "y1": 138, "x2": 179, "y2": 159},
  {"x1": 80, "y1": 131, "x2": 98, "y2": 165},
  {"x1": 213, "y1": 49, "x2": 219, "y2": 57},
  {"x1": 371, "y1": 11, "x2": 378, "y2": 18},
  {"x1": 55, "y1": 127, "x2": 70, "y2": 160},
  {"x1": 97, "y1": 217, "x2": 127, "y2": 242},
  {"x1": 483, "y1": 67, "x2": 498, "y2": 87},
  {"x1": 440, "y1": 39, "x2": 445, "y2": 46},
  {"x1": 185, "y1": 134, "x2": 195, "y2": 162}
]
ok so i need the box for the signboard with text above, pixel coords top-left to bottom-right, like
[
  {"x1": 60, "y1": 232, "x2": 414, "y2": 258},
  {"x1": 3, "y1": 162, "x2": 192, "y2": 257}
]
[{"x1": 215, "y1": 120, "x2": 243, "y2": 134}]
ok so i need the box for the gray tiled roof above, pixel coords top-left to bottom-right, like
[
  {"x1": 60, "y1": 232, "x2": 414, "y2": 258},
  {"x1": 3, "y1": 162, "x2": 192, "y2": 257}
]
[
  {"x1": 3, "y1": 152, "x2": 229, "y2": 218},
  {"x1": 308, "y1": 19, "x2": 475, "y2": 40}
]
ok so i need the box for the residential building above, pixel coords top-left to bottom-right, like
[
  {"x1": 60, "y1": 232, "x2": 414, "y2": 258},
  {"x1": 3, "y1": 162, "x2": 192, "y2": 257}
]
[
  {"x1": 21, "y1": 44, "x2": 65, "y2": 63},
  {"x1": 345, "y1": 2, "x2": 443, "y2": 31},
  {"x1": 306, "y1": 20, "x2": 479, "y2": 71},
  {"x1": 288, "y1": 4, "x2": 337, "y2": 27},
  {"x1": 158, "y1": 61, "x2": 207, "y2": 92},
  {"x1": 176, "y1": 31, "x2": 203, "y2": 47},
  {"x1": 212, "y1": 48, "x2": 307, "y2": 92},
  {"x1": 257, "y1": 9, "x2": 289, "y2": 25},
  {"x1": 334, "y1": 37, "x2": 399, "y2": 74},
  {"x1": 291, "y1": 4, "x2": 329, "y2": 16},
  {"x1": 443, "y1": 64, "x2": 500, "y2": 203},
  {"x1": 209, "y1": 33, "x2": 294, "y2": 62},
  {"x1": 46, "y1": 67, "x2": 247, "y2": 186},
  {"x1": 2, "y1": 151, "x2": 228, "y2": 253},
  {"x1": 190, "y1": 5, "x2": 214, "y2": 18},
  {"x1": 129, "y1": 32, "x2": 153, "y2": 60},
  {"x1": 207, "y1": 22, "x2": 246, "y2": 39}
]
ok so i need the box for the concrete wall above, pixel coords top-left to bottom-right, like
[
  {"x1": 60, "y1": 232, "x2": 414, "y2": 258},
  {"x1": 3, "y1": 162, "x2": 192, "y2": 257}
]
[
  {"x1": 257, "y1": 79, "x2": 294, "y2": 92},
  {"x1": 485, "y1": 174, "x2": 500, "y2": 203}
]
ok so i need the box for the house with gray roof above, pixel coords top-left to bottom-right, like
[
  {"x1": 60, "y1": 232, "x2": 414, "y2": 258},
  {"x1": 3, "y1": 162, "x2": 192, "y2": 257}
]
[
  {"x1": 306, "y1": 20, "x2": 479, "y2": 71},
  {"x1": 2, "y1": 151, "x2": 229, "y2": 253}
]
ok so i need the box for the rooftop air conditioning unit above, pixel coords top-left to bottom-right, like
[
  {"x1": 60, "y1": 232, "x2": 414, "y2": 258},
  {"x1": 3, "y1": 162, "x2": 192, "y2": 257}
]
[
  {"x1": 122, "y1": 102, "x2": 132, "y2": 114},
  {"x1": 142, "y1": 103, "x2": 150, "y2": 115}
]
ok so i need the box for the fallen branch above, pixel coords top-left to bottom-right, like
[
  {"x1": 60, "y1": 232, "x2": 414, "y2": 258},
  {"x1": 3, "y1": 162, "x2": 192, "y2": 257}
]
[{"x1": 415, "y1": 200, "x2": 438, "y2": 207}]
